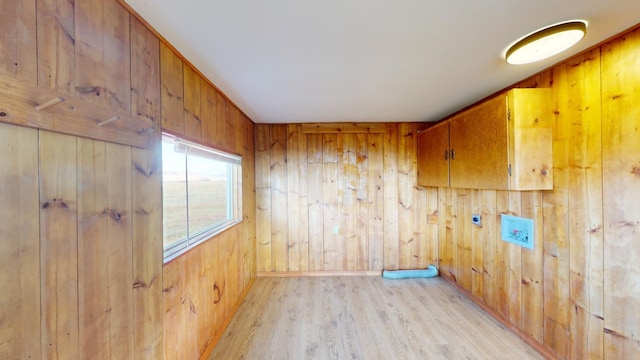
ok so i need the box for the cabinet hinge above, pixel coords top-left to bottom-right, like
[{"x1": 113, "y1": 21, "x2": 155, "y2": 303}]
[
  {"x1": 508, "y1": 164, "x2": 512, "y2": 176},
  {"x1": 507, "y1": 109, "x2": 511, "y2": 121}
]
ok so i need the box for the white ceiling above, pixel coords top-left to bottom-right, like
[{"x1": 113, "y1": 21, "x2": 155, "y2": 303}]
[{"x1": 124, "y1": 0, "x2": 640, "y2": 124}]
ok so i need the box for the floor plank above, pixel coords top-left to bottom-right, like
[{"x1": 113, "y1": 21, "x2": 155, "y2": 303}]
[{"x1": 209, "y1": 276, "x2": 543, "y2": 360}]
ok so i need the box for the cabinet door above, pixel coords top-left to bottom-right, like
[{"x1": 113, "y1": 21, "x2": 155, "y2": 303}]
[
  {"x1": 450, "y1": 95, "x2": 509, "y2": 190},
  {"x1": 508, "y1": 88, "x2": 553, "y2": 190},
  {"x1": 417, "y1": 122, "x2": 449, "y2": 187}
]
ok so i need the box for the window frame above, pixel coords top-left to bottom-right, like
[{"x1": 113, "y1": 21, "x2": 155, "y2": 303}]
[{"x1": 161, "y1": 133, "x2": 242, "y2": 263}]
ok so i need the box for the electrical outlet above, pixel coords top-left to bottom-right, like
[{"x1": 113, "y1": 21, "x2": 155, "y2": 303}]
[
  {"x1": 501, "y1": 214, "x2": 534, "y2": 249},
  {"x1": 471, "y1": 214, "x2": 481, "y2": 226}
]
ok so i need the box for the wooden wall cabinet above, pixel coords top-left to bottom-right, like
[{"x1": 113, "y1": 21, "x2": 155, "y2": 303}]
[
  {"x1": 417, "y1": 121, "x2": 450, "y2": 187},
  {"x1": 417, "y1": 88, "x2": 553, "y2": 190}
]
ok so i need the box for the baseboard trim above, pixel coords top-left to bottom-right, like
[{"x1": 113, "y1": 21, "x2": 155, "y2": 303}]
[
  {"x1": 199, "y1": 276, "x2": 257, "y2": 360},
  {"x1": 257, "y1": 270, "x2": 382, "y2": 278},
  {"x1": 441, "y1": 276, "x2": 558, "y2": 360}
]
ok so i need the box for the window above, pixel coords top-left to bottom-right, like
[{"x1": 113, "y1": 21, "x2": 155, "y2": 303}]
[{"x1": 162, "y1": 133, "x2": 242, "y2": 262}]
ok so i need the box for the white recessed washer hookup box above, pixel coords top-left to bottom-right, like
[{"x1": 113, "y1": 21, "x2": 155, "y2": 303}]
[{"x1": 500, "y1": 214, "x2": 534, "y2": 250}]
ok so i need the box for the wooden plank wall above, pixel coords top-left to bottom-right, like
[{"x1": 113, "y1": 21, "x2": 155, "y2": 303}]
[
  {"x1": 0, "y1": 0, "x2": 164, "y2": 358},
  {"x1": 433, "y1": 27, "x2": 640, "y2": 360},
  {"x1": 254, "y1": 26, "x2": 640, "y2": 360},
  {"x1": 255, "y1": 123, "x2": 438, "y2": 273},
  {"x1": 157, "y1": 38, "x2": 257, "y2": 360},
  {"x1": 0, "y1": 0, "x2": 256, "y2": 359}
]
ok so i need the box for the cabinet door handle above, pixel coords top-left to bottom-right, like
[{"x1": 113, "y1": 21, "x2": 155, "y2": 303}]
[
  {"x1": 450, "y1": 149, "x2": 455, "y2": 160},
  {"x1": 444, "y1": 150, "x2": 448, "y2": 161}
]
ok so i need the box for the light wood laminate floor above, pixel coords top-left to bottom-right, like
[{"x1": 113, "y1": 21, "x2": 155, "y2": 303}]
[{"x1": 209, "y1": 276, "x2": 543, "y2": 360}]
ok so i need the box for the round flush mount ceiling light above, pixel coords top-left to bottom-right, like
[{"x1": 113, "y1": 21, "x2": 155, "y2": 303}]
[{"x1": 506, "y1": 20, "x2": 587, "y2": 65}]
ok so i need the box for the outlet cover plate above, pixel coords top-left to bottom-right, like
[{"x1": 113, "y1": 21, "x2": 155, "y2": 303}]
[{"x1": 501, "y1": 214, "x2": 534, "y2": 249}]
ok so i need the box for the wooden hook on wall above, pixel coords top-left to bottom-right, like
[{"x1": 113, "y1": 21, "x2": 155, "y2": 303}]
[
  {"x1": 97, "y1": 116, "x2": 120, "y2": 127},
  {"x1": 35, "y1": 97, "x2": 65, "y2": 111}
]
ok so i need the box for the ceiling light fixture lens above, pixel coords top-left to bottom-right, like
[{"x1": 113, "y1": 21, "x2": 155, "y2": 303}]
[{"x1": 506, "y1": 21, "x2": 587, "y2": 65}]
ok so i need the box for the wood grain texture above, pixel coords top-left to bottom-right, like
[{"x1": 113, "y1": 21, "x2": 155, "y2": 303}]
[
  {"x1": 209, "y1": 277, "x2": 544, "y2": 360},
  {"x1": 75, "y1": 0, "x2": 131, "y2": 112},
  {"x1": 256, "y1": 124, "x2": 436, "y2": 274},
  {"x1": 37, "y1": 0, "x2": 75, "y2": 92},
  {"x1": 39, "y1": 131, "x2": 79, "y2": 360},
  {"x1": 0, "y1": 123, "x2": 40, "y2": 359},
  {"x1": 77, "y1": 139, "x2": 134, "y2": 359},
  {"x1": 417, "y1": 122, "x2": 449, "y2": 187},
  {"x1": 183, "y1": 64, "x2": 202, "y2": 141},
  {"x1": 427, "y1": 28, "x2": 640, "y2": 360},
  {"x1": 300, "y1": 122, "x2": 386, "y2": 133},
  {"x1": 383, "y1": 124, "x2": 400, "y2": 269},
  {"x1": 0, "y1": 73, "x2": 153, "y2": 148},
  {"x1": 397, "y1": 123, "x2": 415, "y2": 269},
  {"x1": 449, "y1": 95, "x2": 509, "y2": 190},
  {"x1": 270, "y1": 125, "x2": 288, "y2": 272},
  {"x1": 160, "y1": 42, "x2": 184, "y2": 134},
  {"x1": 130, "y1": 17, "x2": 164, "y2": 359},
  {"x1": 367, "y1": 133, "x2": 385, "y2": 271},
  {"x1": 0, "y1": 0, "x2": 37, "y2": 82},
  {"x1": 601, "y1": 27, "x2": 640, "y2": 359}
]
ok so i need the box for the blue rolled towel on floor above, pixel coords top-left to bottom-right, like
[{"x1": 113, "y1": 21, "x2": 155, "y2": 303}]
[{"x1": 381, "y1": 265, "x2": 439, "y2": 279}]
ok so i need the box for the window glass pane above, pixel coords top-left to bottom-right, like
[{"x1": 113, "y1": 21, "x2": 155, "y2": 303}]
[
  {"x1": 186, "y1": 150, "x2": 230, "y2": 237},
  {"x1": 162, "y1": 140, "x2": 188, "y2": 247},
  {"x1": 162, "y1": 132, "x2": 242, "y2": 263}
]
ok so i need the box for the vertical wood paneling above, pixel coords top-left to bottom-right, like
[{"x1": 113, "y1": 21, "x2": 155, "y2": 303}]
[
  {"x1": 307, "y1": 133, "x2": 324, "y2": 271},
  {"x1": 356, "y1": 134, "x2": 369, "y2": 271},
  {"x1": 496, "y1": 190, "x2": 510, "y2": 318},
  {"x1": 481, "y1": 190, "x2": 498, "y2": 310},
  {"x1": 602, "y1": 28, "x2": 640, "y2": 359},
  {"x1": 0, "y1": 0, "x2": 37, "y2": 82},
  {"x1": 543, "y1": 65, "x2": 571, "y2": 358},
  {"x1": 78, "y1": 140, "x2": 134, "y2": 359},
  {"x1": 367, "y1": 133, "x2": 385, "y2": 271},
  {"x1": 383, "y1": 124, "x2": 400, "y2": 270},
  {"x1": 160, "y1": 42, "x2": 184, "y2": 134},
  {"x1": 39, "y1": 131, "x2": 78, "y2": 360},
  {"x1": 163, "y1": 255, "x2": 194, "y2": 359},
  {"x1": 0, "y1": 124, "x2": 40, "y2": 359},
  {"x1": 456, "y1": 189, "x2": 472, "y2": 291},
  {"x1": 507, "y1": 192, "x2": 522, "y2": 329},
  {"x1": 560, "y1": 50, "x2": 605, "y2": 360},
  {"x1": 270, "y1": 125, "x2": 288, "y2": 272},
  {"x1": 341, "y1": 134, "x2": 358, "y2": 270},
  {"x1": 224, "y1": 101, "x2": 236, "y2": 152},
  {"x1": 250, "y1": 22, "x2": 640, "y2": 360},
  {"x1": 214, "y1": 91, "x2": 226, "y2": 148},
  {"x1": 438, "y1": 187, "x2": 453, "y2": 280},
  {"x1": 130, "y1": 17, "x2": 164, "y2": 359},
  {"x1": 297, "y1": 126, "x2": 310, "y2": 272},
  {"x1": 200, "y1": 83, "x2": 217, "y2": 146},
  {"x1": 322, "y1": 134, "x2": 339, "y2": 270},
  {"x1": 521, "y1": 191, "x2": 544, "y2": 343},
  {"x1": 470, "y1": 189, "x2": 483, "y2": 298},
  {"x1": 75, "y1": 0, "x2": 131, "y2": 112},
  {"x1": 244, "y1": 119, "x2": 257, "y2": 284},
  {"x1": 255, "y1": 124, "x2": 272, "y2": 272},
  {"x1": 426, "y1": 186, "x2": 439, "y2": 267},
  {"x1": 398, "y1": 123, "x2": 414, "y2": 269},
  {"x1": 183, "y1": 65, "x2": 202, "y2": 141},
  {"x1": 2, "y1": 2, "x2": 258, "y2": 358},
  {"x1": 287, "y1": 124, "x2": 302, "y2": 271},
  {"x1": 37, "y1": 0, "x2": 75, "y2": 92},
  {"x1": 256, "y1": 125, "x2": 437, "y2": 274}
]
